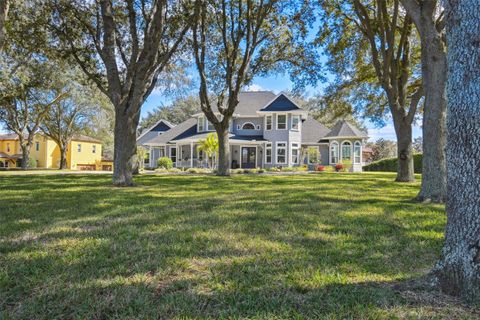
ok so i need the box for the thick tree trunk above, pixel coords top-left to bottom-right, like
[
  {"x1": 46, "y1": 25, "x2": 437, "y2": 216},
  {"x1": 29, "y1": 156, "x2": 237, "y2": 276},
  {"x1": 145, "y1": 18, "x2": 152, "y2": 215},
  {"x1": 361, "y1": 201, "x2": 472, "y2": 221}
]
[
  {"x1": 415, "y1": 9, "x2": 447, "y2": 203},
  {"x1": 0, "y1": 0, "x2": 8, "y2": 51},
  {"x1": 216, "y1": 126, "x2": 230, "y2": 176},
  {"x1": 433, "y1": 1, "x2": 480, "y2": 303},
  {"x1": 394, "y1": 120, "x2": 415, "y2": 182},
  {"x1": 59, "y1": 146, "x2": 67, "y2": 169},
  {"x1": 20, "y1": 145, "x2": 29, "y2": 170},
  {"x1": 112, "y1": 108, "x2": 140, "y2": 186}
]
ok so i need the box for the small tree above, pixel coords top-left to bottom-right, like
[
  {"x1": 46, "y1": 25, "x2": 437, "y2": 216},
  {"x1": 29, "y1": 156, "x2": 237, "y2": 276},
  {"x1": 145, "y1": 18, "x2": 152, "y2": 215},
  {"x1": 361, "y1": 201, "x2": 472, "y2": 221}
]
[
  {"x1": 41, "y1": 69, "x2": 97, "y2": 169},
  {"x1": 197, "y1": 133, "x2": 219, "y2": 169}
]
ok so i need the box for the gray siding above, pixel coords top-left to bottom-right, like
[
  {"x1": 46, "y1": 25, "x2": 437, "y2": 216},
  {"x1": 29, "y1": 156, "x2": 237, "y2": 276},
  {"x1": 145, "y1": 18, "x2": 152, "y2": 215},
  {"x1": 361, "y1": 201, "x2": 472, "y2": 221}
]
[{"x1": 137, "y1": 131, "x2": 162, "y2": 146}]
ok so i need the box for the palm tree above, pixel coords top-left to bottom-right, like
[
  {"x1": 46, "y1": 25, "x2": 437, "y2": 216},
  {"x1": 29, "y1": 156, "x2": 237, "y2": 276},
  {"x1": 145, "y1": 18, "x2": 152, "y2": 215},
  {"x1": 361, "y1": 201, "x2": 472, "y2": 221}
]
[{"x1": 197, "y1": 133, "x2": 219, "y2": 169}]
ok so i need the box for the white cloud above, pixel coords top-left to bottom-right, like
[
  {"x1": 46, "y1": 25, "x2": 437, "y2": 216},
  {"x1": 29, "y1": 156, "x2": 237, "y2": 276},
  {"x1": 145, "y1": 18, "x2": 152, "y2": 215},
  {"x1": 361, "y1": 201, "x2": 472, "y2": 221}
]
[{"x1": 245, "y1": 84, "x2": 265, "y2": 92}]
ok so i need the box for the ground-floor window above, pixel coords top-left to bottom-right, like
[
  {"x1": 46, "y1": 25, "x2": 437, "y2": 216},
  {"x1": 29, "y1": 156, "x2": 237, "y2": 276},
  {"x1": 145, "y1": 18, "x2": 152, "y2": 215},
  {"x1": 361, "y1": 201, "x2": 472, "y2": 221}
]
[
  {"x1": 265, "y1": 143, "x2": 272, "y2": 164},
  {"x1": 341, "y1": 141, "x2": 352, "y2": 161},
  {"x1": 291, "y1": 143, "x2": 300, "y2": 164},
  {"x1": 330, "y1": 142, "x2": 338, "y2": 164},
  {"x1": 354, "y1": 141, "x2": 361, "y2": 164},
  {"x1": 276, "y1": 142, "x2": 286, "y2": 164}
]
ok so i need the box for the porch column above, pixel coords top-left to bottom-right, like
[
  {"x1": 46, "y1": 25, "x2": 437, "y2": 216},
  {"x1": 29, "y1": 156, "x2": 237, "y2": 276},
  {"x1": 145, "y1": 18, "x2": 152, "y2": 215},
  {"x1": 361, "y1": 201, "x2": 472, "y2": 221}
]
[{"x1": 190, "y1": 142, "x2": 194, "y2": 168}]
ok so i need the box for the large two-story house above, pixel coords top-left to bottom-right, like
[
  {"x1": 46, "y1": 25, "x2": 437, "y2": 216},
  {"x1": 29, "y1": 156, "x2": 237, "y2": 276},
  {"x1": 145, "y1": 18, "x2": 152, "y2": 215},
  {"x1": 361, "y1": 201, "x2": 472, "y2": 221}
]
[{"x1": 138, "y1": 91, "x2": 368, "y2": 171}]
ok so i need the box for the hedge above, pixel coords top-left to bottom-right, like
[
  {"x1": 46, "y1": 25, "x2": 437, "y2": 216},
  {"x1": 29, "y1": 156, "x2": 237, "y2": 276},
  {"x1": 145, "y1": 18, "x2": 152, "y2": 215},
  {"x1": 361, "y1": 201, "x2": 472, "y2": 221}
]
[{"x1": 363, "y1": 154, "x2": 422, "y2": 174}]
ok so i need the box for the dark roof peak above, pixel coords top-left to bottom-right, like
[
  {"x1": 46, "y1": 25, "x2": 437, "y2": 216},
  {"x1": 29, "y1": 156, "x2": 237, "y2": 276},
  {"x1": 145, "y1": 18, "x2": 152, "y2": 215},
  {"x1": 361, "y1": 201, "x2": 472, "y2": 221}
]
[{"x1": 325, "y1": 120, "x2": 368, "y2": 138}]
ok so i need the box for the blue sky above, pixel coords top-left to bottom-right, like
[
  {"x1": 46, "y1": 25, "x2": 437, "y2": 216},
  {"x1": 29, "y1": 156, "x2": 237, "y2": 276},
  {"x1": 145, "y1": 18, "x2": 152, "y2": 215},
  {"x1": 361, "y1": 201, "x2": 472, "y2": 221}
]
[{"x1": 141, "y1": 73, "x2": 423, "y2": 142}]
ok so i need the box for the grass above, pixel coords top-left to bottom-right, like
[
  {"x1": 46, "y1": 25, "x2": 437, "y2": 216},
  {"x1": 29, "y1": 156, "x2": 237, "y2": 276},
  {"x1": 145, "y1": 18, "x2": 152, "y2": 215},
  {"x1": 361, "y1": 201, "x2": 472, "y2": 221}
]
[{"x1": 0, "y1": 172, "x2": 477, "y2": 319}]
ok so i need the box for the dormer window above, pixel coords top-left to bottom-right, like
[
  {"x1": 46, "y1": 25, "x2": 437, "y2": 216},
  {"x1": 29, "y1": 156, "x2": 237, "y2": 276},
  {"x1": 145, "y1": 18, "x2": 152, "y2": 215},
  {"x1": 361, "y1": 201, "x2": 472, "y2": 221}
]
[
  {"x1": 276, "y1": 114, "x2": 287, "y2": 130},
  {"x1": 198, "y1": 116, "x2": 205, "y2": 132},
  {"x1": 292, "y1": 115, "x2": 300, "y2": 130},
  {"x1": 207, "y1": 120, "x2": 215, "y2": 131},
  {"x1": 241, "y1": 123, "x2": 255, "y2": 130}
]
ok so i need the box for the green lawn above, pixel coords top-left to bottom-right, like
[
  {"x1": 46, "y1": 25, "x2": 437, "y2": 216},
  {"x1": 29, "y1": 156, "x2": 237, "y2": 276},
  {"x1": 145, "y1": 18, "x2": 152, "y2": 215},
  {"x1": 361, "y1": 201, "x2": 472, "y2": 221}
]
[{"x1": 0, "y1": 172, "x2": 476, "y2": 319}]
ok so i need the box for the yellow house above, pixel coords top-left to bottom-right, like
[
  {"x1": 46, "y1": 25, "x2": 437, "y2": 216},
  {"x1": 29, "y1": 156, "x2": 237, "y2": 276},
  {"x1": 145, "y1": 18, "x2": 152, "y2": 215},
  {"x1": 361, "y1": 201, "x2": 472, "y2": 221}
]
[{"x1": 0, "y1": 133, "x2": 110, "y2": 170}]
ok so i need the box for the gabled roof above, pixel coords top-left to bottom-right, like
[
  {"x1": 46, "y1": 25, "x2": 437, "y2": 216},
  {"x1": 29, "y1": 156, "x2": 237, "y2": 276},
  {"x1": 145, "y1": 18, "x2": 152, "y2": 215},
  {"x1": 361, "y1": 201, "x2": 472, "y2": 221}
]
[
  {"x1": 71, "y1": 134, "x2": 102, "y2": 144},
  {"x1": 205, "y1": 91, "x2": 277, "y2": 116},
  {"x1": 301, "y1": 117, "x2": 331, "y2": 144},
  {"x1": 0, "y1": 133, "x2": 21, "y2": 141},
  {"x1": 137, "y1": 119, "x2": 175, "y2": 141},
  {"x1": 324, "y1": 120, "x2": 368, "y2": 139},
  {"x1": 0, "y1": 133, "x2": 101, "y2": 144},
  {"x1": 259, "y1": 93, "x2": 302, "y2": 112},
  {"x1": 143, "y1": 118, "x2": 197, "y2": 146}
]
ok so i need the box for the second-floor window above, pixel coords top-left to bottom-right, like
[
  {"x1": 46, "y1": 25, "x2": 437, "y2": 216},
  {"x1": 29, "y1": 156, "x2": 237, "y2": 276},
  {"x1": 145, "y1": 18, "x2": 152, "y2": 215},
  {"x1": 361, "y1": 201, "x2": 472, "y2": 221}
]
[
  {"x1": 92, "y1": 145, "x2": 96, "y2": 153},
  {"x1": 292, "y1": 115, "x2": 300, "y2": 130},
  {"x1": 35, "y1": 142, "x2": 40, "y2": 151},
  {"x1": 265, "y1": 115, "x2": 272, "y2": 130},
  {"x1": 198, "y1": 116, "x2": 205, "y2": 132},
  {"x1": 6, "y1": 143, "x2": 10, "y2": 152},
  {"x1": 241, "y1": 123, "x2": 255, "y2": 130},
  {"x1": 207, "y1": 120, "x2": 215, "y2": 131},
  {"x1": 277, "y1": 114, "x2": 286, "y2": 130},
  {"x1": 77, "y1": 144, "x2": 82, "y2": 152}
]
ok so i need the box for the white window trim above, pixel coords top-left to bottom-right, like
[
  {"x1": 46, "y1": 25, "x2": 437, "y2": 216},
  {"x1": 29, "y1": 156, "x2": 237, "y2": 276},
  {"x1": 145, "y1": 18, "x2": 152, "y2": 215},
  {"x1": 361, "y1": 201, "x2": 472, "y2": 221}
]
[
  {"x1": 275, "y1": 141, "x2": 287, "y2": 164},
  {"x1": 276, "y1": 114, "x2": 287, "y2": 130},
  {"x1": 291, "y1": 115, "x2": 301, "y2": 131},
  {"x1": 241, "y1": 122, "x2": 256, "y2": 130},
  {"x1": 330, "y1": 141, "x2": 339, "y2": 165},
  {"x1": 341, "y1": 140, "x2": 353, "y2": 161},
  {"x1": 77, "y1": 143, "x2": 81, "y2": 152},
  {"x1": 265, "y1": 143, "x2": 272, "y2": 164},
  {"x1": 354, "y1": 141, "x2": 362, "y2": 164},
  {"x1": 92, "y1": 145, "x2": 96, "y2": 153},
  {"x1": 265, "y1": 115, "x2": 272, "y2": 131},
  {"x1": 290, "y1": 142, "x2": 300, "y2": 165},
  {"x1": 197, "y1": 116, "x2": 205, "y2": 132}
]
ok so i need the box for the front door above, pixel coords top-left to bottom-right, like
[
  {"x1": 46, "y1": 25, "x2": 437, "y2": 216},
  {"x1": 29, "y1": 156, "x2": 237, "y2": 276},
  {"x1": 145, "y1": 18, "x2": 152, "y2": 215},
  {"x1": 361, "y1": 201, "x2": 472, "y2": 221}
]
[{"x1": 241, "y1": 147, "x2": 256, "y2": 168}]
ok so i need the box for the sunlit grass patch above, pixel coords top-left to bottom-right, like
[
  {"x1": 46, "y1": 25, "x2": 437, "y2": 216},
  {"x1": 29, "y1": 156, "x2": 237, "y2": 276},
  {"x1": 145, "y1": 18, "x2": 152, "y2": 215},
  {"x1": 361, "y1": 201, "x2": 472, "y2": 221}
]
[{"x1": 0, "y1": 172, "x2": 476, "y2": 319}]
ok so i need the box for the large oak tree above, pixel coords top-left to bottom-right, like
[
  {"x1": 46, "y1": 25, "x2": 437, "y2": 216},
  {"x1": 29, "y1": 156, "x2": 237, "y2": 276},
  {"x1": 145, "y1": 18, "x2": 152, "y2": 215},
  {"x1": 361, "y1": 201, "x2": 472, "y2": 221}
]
[
  {"x1": 401, "y1": 0, "x2": 446, "y2": 202},
  {"x1": 318, "y1": 0, "x2": 422, "y2": 182},
  {"x1": 49, "y1": 0, "x2": 191, "y2": 185},
  {"x1": 433, "y1": 0, "x2": 480, "y2": 303}
]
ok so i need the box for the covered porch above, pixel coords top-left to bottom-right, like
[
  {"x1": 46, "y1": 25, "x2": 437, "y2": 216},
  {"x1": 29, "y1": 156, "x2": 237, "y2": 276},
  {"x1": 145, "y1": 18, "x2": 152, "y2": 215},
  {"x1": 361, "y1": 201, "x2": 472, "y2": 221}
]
[{"x1": 173, "y1": 142, "x2": 264, "y2": 169}]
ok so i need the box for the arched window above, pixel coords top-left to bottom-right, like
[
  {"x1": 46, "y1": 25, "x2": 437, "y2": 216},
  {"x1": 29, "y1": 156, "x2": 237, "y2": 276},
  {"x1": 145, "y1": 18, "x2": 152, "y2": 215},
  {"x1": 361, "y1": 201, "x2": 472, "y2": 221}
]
[
  {"x1": 241, "y1": 122, "x2": 255, "y2": 130},
  {"x1": 354, "y1": 141, "x2": 362, "y2": 164},
  {"x1": 341, "y1": 141, "x2": 352, "y2": 161},
  {"x1": 330, "y1": 142, "x2": 339, "y2": 164}
]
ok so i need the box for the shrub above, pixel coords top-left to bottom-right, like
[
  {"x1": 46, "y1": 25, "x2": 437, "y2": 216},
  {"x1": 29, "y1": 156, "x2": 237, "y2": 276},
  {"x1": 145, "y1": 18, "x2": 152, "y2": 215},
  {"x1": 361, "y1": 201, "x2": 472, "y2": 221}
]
[
  {"x1": 342, "y1": 159, "x2": 352, "y2": 172},
  {"x1": 363, "y1": 154, "x2": 422, "y2": 173},
  {"x1": 257, "y1": 168, "x2": 265, "y2": 173},
  {"x1": 335, "y1": 163, "x2": 344, "y2": 172},
  {"x1": 316, "y1": 165, "x2": 325, "y2": 172},
  {"x1": 27, "y1": 157, "x2": 37, "y2": 169},
  {"x1": 157, "y1": 157, "x2": 173, "y2": 170}
]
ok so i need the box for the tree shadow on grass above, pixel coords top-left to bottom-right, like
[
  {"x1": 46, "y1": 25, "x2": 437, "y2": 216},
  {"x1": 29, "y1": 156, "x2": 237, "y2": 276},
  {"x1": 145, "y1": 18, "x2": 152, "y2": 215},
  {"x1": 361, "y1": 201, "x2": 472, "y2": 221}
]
[{"x1": 1, "y1": 173, "x2": 470, "y2": 319}]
